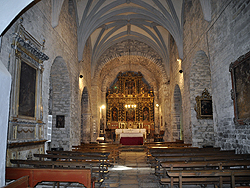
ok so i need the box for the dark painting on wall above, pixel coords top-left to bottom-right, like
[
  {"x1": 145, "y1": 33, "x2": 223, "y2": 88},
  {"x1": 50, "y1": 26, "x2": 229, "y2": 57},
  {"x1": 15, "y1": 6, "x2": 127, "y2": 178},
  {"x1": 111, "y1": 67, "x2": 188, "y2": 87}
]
[
  {"x1": 201, "y1": 100, "x2": 213, "y2": 116},
  {"x1": 195, "y1": 88, "x2": 213, "y2": 119},
  {"x1": 230, "y1": 51, "x2": 250, "y2": 125},
  {"x1": 56, "y1": 115, "x2": 65, "y2": 128},
  {"x1": 18, "y1": 61, "x2": 36, "y2": 117}
]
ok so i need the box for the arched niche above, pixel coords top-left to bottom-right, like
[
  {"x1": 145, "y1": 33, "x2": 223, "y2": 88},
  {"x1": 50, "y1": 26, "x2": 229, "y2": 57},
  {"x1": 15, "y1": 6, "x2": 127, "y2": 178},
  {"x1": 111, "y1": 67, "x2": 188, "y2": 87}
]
[
  {"x1": 190, "y1": 50, "x2": 214, "y2": 147},
  {"x1": 49, "y1": 56, "x2": 71, "y2": 150},
  {"x1": 81, "y1": 87, "x2": 91, "y2": 143},
  {"x1": 171, "y1": 84, "x2": 183, "y2": 141}
]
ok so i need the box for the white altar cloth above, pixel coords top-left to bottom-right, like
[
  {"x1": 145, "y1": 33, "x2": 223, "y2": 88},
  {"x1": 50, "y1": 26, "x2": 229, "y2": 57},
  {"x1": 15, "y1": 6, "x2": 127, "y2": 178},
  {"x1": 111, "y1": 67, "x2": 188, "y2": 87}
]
[
  {"x1": 115, "y1": 129, "x2": 146, "y2": 139},
  {"x1": 115, "y1": 129, "x2": 146, "y2": 134},
  {"x1": 120, "y1": 133, "x2": 143, "y2": 138}
]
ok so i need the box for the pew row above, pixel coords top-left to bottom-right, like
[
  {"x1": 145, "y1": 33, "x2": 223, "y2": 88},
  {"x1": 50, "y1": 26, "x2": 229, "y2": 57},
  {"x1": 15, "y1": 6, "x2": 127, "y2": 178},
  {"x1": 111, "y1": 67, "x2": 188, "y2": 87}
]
[
  {"x1": 162, "y1": 169, "x2": 250, "y2": 188},
  {"x1": 33, "y1": 153, "x2": 109, "y2": 181},
  {"x1": 6, "y1": 167, "x2": 93, "y2": 188},
  {"x1": 160, "y1": 160, "x2": 250, "y2": 187},
  {"x1": 72, "y1": 143, "x2": 121, "y2": 163}
]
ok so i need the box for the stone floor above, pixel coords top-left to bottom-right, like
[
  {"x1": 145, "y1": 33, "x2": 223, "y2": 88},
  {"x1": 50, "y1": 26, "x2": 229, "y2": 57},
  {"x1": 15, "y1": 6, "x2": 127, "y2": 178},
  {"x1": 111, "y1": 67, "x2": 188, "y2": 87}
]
[{"x1": 100, "y1": 151, "x2": 160, "y2": 188}]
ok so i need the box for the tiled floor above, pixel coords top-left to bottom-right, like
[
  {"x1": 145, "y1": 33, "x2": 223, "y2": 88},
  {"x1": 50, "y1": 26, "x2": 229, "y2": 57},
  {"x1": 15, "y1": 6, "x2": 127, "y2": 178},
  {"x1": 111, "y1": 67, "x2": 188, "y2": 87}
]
[{"x1": 101, "y1": 151, "x2": 160, "y2": 188}]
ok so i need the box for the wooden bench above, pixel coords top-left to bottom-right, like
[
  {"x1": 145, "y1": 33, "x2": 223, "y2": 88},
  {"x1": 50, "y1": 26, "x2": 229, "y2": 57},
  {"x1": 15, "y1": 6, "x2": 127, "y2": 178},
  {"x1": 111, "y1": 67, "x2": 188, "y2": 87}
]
[
  {"x1": 4, "y1": 176, "x2": 29, "y2": 188},
  {"x1": 6, "y1": 167, "x2": 93, "y2": 188},
  {"x1": 46, "y1": 150, "x2": 110, "y2": 158},
  {"x1": 72, "y1": 143, "x2": 121, "y2": 163},
  {"x1": 147, "y1": 147, "x2": 250, "y2": 188},
  {"x1": 155, "y1": 154, "x2": 250, "y2": 163},
  {"x1": 164, "y1": 169, "x2": 250, "y2": 188},
  {"x1": 32, "y1": 153, "x2": 109, "y2": 181},
  {"x1": 144, "y1": 140, "x2": 184, "y2": 146},
  {"x1": 148, "y1": 147, "x2": 223, "y2": 170},
  {"x1": 160, "y1": 160, "x2": 250, "y2": 187}
]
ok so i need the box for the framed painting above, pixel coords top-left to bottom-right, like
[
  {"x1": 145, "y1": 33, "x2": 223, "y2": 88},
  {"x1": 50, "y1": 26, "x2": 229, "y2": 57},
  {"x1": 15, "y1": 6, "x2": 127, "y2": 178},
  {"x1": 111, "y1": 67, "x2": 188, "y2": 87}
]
[
  {"x1": 229, "y1": 51, "x2": 250, "y2": 125},
  {"x1": 56, "y1": 115, "x2": 65, "y2": 128},
  {"x1": 18, "y1": 61, "x2": 37, "y2": 118},
  {"x1": 195, "y1": 88, "x2": 213, "y2": 119}
]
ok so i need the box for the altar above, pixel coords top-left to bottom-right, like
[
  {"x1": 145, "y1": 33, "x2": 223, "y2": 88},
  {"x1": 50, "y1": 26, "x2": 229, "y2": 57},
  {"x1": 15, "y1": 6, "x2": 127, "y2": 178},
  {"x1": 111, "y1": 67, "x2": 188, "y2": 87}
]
[{"x1": 115, "y1": 129, "x2": 146, "y2": 145}]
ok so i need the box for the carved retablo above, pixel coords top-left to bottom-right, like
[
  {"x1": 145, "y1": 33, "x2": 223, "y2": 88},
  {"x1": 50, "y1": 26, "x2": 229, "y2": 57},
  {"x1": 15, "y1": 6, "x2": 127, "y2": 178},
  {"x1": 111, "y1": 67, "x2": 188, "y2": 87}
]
[{"x1": 106, "y1": 71, "x2": 154, "y2": 135}]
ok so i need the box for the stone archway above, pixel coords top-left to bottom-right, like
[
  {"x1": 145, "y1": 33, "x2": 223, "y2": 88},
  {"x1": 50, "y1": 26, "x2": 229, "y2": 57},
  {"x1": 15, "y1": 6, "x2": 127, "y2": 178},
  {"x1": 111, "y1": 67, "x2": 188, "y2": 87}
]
[
  {"x1": 81, "y1": 87, "x2": 91, "y2": 143},
  {"x1": 171, "y1": 84, "x2": 183, "y2": 141},
  {"x1": 49, "y1": 56, "x2": 71, "y2": 150},
  {"x1": 190, "y1": 50, "x2": 214, "y2": 147}
]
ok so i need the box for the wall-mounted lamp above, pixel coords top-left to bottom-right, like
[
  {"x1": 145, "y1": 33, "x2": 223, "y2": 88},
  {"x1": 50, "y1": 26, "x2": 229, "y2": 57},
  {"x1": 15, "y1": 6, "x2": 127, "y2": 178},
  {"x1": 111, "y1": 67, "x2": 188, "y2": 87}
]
[
  {"x1": 156, "y1": 104, "x2": 159, "y2": 107},
  {"x1": 177, "y1": 59, "x2": 182, "y2": 63},
  {"x1": 101, "y1": 105, "x2": 105, "y2": 109},
  {"x1": 79, "y1": 75, "x2": 83, "y2": 78},
  {"x1": 179, "y1": 70, "x2": 183, "y2": 73}
]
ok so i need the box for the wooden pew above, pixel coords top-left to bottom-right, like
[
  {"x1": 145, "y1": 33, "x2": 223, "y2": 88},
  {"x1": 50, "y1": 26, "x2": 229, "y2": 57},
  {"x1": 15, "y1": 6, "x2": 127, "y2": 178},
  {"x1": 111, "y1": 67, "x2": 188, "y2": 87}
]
[
  {"x1": 160, "y1": 160, "x2": 250, "y2": 187},
  {"x1": 33, "y1": 153, "x2": 109, "y2": 180},
  {"x1": 10, "y1": 159, "x2": 100, "y2": 169},
  {"x1": 148, "y1": 146, "x2": 250, "y2": 188},
  {"x1": 6, "y1": 167, "x2": 93, "y2": 188},
  {"x1": 153, "y1": 153, "x2": 250, "y2": 176},
  {"x1": 155, "y1": 154, "x2": 250, "y2": 163},
  {"x1": 149, "y1": 146, "x2": 220, "y2": 155},
  {"x1": 3, "y1": 176, "x2": 29, "y2": 188},
  {"x1": 72, "y1": 143, "x2": 121, "y2": 163},
  {"x1": 164, "y1": 169, "x2": 250, "y2": 188},
  {"x1": 152, "y1": 150, "x2": 235, "y2": 157},
  {"x1": 46, "y1": 150, "x2": 110, "y2": 158},
  {"x1": 144, "y1": 140, "x2": 184, "y2": 146},
  {"x1": 148, "y1": 147, "x2": 222, "y2": 170}
]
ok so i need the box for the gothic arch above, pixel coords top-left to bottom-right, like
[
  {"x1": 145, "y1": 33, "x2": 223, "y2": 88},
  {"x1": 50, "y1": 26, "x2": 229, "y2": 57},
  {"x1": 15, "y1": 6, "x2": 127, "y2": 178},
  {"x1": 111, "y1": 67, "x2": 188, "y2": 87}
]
[
  {"x1": 81, "y1": 87, "x2": 91, "y2": 143},
  {"x1": 49, "y1": 56, "x2": 71, "y2": 150},
  {"x1": 171, "y1": 84, "x2": 183, "y2": 141},
  {"x1": 190, "y1": 50, "x2": 214, "y2": 147}
]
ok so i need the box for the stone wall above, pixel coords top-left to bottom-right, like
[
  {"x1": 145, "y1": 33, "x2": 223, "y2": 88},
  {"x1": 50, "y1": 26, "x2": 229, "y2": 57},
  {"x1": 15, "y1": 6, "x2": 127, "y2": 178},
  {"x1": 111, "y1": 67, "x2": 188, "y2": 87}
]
[
  {"x1": 0, "y1": 0, "x2": 81, "y2": 154},
  {"x1": 50, "y1": 57, "x2": 71, "y2": 150},
  {"x1": 190, "y1": 51, "x2": 214, "y2": 147},
  {"x1": 182, "y1": 0, "x2": 250, "y2": 152}
]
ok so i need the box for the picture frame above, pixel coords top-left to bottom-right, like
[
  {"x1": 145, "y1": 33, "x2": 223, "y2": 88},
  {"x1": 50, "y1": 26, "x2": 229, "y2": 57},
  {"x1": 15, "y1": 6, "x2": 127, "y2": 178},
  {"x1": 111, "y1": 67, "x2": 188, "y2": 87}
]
[
  {"x1": 229, "y1": 51, "x2": 250, "y2": 125},
  {"x1": 195, "y1": 88, "x2": 213, "y2": 119},
  {"x1": 56, "y1": 115, "x2": 65, "y2": 128},
  {"x1": 18, "y1": 60, "x2": 37, "y2": 118}
]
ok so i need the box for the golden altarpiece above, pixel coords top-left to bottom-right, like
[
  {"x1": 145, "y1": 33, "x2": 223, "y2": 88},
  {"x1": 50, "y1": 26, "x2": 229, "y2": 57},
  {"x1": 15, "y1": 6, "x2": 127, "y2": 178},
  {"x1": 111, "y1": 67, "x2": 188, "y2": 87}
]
[{"x1": 106, "y1": 71, "x2": 155, "y2": 138}]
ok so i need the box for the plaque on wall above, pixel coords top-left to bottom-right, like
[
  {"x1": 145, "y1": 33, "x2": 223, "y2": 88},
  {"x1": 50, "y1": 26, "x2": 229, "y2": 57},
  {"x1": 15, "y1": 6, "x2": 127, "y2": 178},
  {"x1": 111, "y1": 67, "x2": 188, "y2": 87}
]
[
  {"x1": 56, "y1": 115, "x2": 65, "y2": 128},
  {"x1": 229, "y1": 51, "x2": 250, "y2": 125},
  {"x1": 195, "y1": 88, "x2": 213, "y2": 119}
]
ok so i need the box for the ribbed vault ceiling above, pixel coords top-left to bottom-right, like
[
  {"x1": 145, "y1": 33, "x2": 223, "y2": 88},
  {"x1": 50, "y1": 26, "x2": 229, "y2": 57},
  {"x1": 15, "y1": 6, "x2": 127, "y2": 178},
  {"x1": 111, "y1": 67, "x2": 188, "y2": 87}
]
[
  {"x1": 1, "y1": 0, "x2": 212, "y2": 90},
  {"x1": 77, "y1": 0, "x2": 184, "y2": 73}
]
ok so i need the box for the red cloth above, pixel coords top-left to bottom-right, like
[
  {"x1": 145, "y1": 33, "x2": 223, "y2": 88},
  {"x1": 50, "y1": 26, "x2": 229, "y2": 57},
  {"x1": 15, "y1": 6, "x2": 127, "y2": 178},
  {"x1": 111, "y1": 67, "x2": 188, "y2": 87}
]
[{"x1": 120, "y1": 137, "x2": 143, "y2": 145}]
